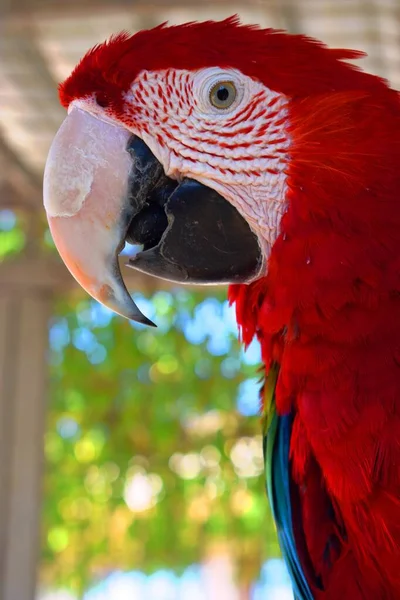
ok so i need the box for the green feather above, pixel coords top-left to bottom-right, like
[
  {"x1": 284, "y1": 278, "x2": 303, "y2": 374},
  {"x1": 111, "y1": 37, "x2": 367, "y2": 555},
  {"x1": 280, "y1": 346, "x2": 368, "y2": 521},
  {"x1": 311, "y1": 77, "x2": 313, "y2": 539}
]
[{"x1": 263, "y1": 365, "x2": 314, "y2": 600}]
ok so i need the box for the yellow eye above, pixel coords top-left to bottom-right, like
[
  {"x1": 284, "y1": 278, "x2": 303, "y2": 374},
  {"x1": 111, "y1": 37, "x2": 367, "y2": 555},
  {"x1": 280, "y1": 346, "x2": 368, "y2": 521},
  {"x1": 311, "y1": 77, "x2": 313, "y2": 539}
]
[{"x1": 209, "y1": 80, "x2": 237, "y2": 109}]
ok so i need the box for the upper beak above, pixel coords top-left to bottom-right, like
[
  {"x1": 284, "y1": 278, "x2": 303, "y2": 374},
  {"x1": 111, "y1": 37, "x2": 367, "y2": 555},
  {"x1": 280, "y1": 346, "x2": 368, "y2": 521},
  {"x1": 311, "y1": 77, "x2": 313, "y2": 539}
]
[{"x1": 44, "y1": 106, "x2": 263, "y2": 325}]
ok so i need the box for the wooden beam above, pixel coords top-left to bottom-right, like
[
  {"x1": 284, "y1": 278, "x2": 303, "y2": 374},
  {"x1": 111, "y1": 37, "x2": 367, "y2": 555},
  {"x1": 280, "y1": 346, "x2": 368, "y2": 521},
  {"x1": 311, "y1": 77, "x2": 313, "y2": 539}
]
[
  {"x1": 3, "y1": 23, "x2": 63, "y2": 124},
  {"x1": 6, "y1": 0, "x2": 263, "y2": 20},
  {"x1": 0, "y1": 137, "x2": 42, "y2": 209},
  {"x1": 0, "y1": 289, "x2": 51, "y2": 600},
  {"x1": 5, "y1": 0, "x2": 397, "y2": 21},
  {"x1": 0, "y1": 137, "x2": 41, "y2": 190}
]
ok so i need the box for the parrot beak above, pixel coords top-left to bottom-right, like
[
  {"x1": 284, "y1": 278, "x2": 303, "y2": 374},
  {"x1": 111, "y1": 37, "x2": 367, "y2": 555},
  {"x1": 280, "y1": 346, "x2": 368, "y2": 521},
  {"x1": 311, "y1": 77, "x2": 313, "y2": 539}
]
[
  {"x1": 44, "y1": 106, "x2": 263, "y2": 325},
  {"x1": 43, "y1": 106, "x2": 160, "y2": 325}
]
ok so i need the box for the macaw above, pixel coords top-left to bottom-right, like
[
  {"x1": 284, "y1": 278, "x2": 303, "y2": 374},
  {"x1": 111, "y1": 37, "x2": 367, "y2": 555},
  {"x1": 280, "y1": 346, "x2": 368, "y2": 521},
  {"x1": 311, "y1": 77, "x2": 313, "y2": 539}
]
[{"x1": 43, "y1": 17, "x2": 400, "y2": 599}]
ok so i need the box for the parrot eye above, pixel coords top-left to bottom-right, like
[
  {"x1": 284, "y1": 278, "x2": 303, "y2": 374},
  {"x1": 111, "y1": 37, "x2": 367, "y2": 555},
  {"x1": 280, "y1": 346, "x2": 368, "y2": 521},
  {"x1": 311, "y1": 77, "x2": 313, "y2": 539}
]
[
  {"x1": 96, "y1": 92, "x2": 110, "y2": 108},
  {"x1": 209, "y1": 81, "x2": 237, "y2": 109}
]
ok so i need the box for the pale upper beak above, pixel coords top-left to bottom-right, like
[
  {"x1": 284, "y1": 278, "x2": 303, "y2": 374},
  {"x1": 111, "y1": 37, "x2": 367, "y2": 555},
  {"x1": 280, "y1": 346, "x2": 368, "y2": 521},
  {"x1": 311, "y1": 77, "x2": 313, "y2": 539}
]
[
  {"x1": 43, "y1": 105, "x2": 263, "y2": 325},
  {"x1": 43, "y1": 106, "x2": 157, "y2": 325}
]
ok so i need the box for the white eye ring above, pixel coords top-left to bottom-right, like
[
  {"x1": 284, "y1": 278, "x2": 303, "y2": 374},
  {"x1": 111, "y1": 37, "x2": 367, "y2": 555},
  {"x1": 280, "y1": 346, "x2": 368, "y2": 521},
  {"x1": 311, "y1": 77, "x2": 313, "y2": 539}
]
[
  {"x1": 209, "y1": 80, "x2": 237, "y2": 110},
  {"x1": 194, "y1": 68, "x2": 244, "y2": 114}
]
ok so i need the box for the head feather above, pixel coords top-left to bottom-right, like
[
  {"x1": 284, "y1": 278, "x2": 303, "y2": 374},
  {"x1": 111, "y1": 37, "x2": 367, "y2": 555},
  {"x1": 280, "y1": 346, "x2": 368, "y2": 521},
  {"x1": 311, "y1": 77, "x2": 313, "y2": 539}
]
[{"x1": 59, "y1": 16, "x2": 386, "y2": 110}]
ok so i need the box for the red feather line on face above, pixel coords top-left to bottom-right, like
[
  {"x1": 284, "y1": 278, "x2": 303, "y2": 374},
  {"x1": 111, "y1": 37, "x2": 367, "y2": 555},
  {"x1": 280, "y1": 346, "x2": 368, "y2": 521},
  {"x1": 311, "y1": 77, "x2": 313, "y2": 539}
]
[{"x1": 59, "y1": 15, "x2": 386, "y2": 114}]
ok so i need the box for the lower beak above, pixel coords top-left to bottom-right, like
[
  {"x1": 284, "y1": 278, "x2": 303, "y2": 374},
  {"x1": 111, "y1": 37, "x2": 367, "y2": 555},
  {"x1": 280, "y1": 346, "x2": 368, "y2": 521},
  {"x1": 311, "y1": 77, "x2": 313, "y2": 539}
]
[{"x1": 44, "y1": 107, "x2": 263, "y2": 325}]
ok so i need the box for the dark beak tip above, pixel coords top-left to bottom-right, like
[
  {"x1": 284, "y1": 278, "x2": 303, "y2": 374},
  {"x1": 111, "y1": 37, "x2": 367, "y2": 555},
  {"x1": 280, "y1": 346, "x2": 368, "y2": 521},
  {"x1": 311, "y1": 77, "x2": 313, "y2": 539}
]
[
  {"x1": 126, "y1": 304, "x2": 157, "y2": 327},
  {"x1": 139, "y1": 315, "x2": 157, "y2": 328}
]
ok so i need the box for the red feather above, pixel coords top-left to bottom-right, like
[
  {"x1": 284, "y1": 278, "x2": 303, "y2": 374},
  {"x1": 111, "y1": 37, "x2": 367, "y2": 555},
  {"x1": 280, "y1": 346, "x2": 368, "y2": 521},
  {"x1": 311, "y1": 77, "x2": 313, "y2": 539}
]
[
  {"x1": 59, "y1": 16, "x2": 382, "y2": 112},
  {"x1": 230, "y1": 58, "x2": 400, "y2": 598}
]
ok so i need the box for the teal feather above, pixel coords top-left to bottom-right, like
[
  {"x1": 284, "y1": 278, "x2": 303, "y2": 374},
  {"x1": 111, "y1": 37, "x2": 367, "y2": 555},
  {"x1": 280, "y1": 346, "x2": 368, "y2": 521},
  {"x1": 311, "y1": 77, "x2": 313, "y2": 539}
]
[{"x1": 263, "y1": 368, "x2": 314, "y2": 600}]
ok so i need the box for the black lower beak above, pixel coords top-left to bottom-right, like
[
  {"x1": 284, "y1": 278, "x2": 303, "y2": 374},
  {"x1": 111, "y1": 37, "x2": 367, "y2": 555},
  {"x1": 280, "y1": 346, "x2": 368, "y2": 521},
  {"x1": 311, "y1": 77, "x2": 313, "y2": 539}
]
[{"x1": 125, "y1": 136, "x2": 263, "y2": 288}]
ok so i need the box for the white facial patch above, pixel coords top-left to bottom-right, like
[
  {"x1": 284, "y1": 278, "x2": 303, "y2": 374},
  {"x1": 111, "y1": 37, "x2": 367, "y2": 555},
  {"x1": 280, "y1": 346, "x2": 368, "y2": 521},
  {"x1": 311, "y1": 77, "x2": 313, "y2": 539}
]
[{"x1": 122, "y1": 67, "x2": 291, "y2": 258}]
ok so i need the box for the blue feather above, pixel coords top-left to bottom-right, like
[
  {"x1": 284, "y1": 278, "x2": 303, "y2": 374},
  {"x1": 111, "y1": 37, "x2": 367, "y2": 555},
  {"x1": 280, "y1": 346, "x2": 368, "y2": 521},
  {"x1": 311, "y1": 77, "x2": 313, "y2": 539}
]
[{"x1": 264, "y1": 406, "x2": 314, "y2": 600}]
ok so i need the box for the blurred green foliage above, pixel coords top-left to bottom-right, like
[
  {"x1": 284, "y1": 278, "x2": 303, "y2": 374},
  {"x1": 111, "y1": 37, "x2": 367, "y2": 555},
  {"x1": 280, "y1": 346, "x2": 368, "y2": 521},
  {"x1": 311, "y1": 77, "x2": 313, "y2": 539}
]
[
  {"x1": 40, "y1": 288, "x2": 280, "y2": 595},
  {"x1": 1, "y1": 211, "x2": 280, "y2": 594},
  {"x1": 0, "y1": 210, "x2": 25, "y2": 258}
]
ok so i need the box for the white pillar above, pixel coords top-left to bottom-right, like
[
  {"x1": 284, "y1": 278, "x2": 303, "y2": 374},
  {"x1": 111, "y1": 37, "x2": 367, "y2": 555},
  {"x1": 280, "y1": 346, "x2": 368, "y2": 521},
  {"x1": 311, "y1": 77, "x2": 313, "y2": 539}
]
[
  {"x1": 0, "y1": 286, "x2": 51, "y2": 600},
  {"x1": 201, "y1": 544, "x2": 240, "y2": 600}
]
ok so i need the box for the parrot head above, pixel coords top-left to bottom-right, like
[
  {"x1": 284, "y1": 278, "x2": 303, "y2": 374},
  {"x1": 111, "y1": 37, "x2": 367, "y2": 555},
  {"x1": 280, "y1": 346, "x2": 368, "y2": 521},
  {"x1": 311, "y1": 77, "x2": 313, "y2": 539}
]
[{"x1": 43, "y1": 16, "x2": 383, "y2": 325}]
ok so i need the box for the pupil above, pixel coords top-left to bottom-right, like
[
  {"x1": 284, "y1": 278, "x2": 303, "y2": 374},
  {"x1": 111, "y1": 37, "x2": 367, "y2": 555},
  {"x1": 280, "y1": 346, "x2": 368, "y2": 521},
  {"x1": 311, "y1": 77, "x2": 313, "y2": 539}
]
[
  {"x1": 96, "y1": 93, "x2": 109, "y2": 108},
  {"x1": 217, "y1": 86, "x2": 229, "y2": 102}
]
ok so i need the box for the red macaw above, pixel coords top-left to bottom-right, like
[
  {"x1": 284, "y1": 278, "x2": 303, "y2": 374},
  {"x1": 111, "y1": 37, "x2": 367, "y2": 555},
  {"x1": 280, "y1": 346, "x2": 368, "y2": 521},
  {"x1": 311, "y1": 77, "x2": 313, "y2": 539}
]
[{"x1": 43, "y1": 17, "x2": 400, "y2": 599}]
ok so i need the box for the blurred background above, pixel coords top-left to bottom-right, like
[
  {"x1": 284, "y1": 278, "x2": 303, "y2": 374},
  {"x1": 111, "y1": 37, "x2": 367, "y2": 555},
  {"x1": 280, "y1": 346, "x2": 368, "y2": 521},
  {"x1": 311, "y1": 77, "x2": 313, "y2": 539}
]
[{"x1": 0, "y1": 1, "x2": 399, "y2": 599}]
